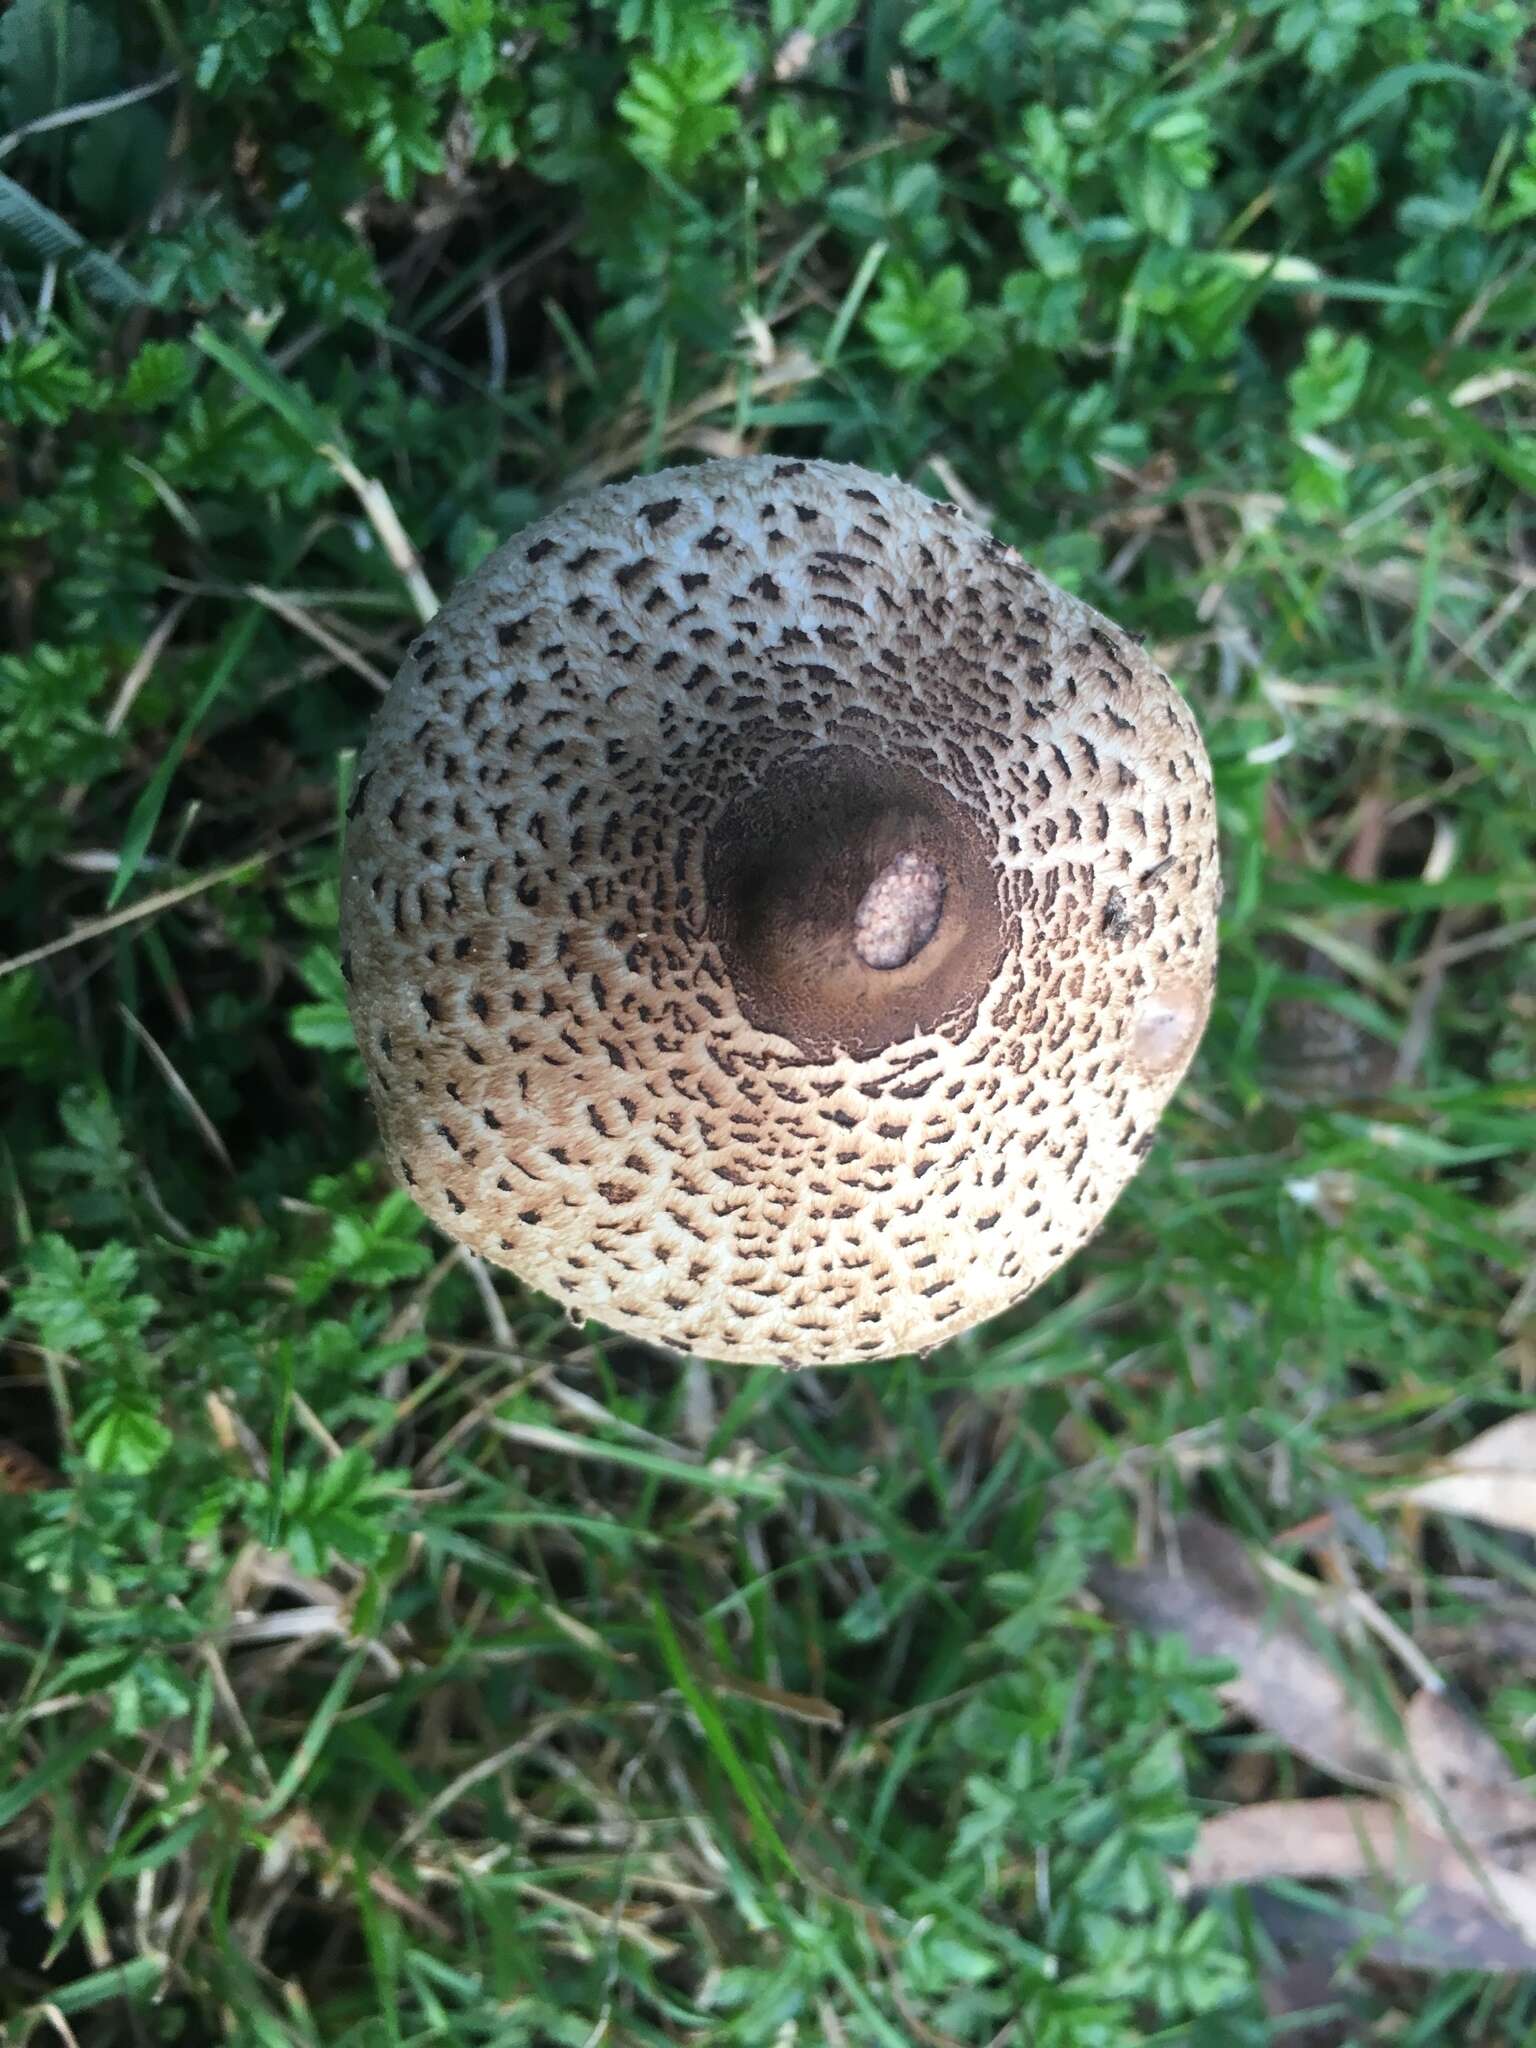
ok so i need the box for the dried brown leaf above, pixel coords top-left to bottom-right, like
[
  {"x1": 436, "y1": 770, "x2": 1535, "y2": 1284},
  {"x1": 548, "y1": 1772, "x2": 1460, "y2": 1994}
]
[
  {"x1": 1403, "y1": 1689, "x2": 1536, "y2": 1875},
  {"x1": 1186, "y1": 1797, "x2": 1536, "y2": 1971},
  {"x1": 1186, "y1": 1798, "x2": 1398, "y2": 1889},
  {"x1": 1392, "y1": 1413, "x2": 1536, "y2": 1539},
  {"x1": 0, "y1": 1438, "x2": 59, "y2": 1494},
  {"x1": 1092, "y1": 1515, "x2": 1393, "y2": 1785}
]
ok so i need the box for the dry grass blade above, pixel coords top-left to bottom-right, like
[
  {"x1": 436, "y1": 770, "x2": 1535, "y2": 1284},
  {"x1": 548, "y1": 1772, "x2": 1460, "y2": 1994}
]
[
  {"x1": 568, "y1": 349, "x2": 822, "y2": 489},
  {"x1": 1091, "y1": 1514, "x2": 1393, "y2": 1784},
  {"x1": 246, "y1": 584, "x2": 393, "y2": 693},
  {"x1": 703, "y1": 1671, "x2": 843, "y2": 1728},
  {"x1": 1389, "y1": 1413, "x2": 1536, "y2": 1538},
  {"x1": 117, "y1": 1003, "x2": 234, "y2": 1171},
  {"x1": 320, "y1": 447, "x2": 439, "y2": 623},
  {"x1": 0, "y1": 853, "x2": 276, "y2": 981}
]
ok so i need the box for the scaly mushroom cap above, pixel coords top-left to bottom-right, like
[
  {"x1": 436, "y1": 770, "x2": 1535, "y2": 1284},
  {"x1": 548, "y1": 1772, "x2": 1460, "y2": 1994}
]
[{"x1": 340, "y1": 458, "x2": 1219, "y2": 1367}]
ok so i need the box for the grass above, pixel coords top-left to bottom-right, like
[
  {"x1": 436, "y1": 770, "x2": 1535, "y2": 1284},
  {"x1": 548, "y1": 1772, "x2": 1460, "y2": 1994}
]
[{"x1": 1, "y1": 0, "x2": 1535, "y2": 2041}]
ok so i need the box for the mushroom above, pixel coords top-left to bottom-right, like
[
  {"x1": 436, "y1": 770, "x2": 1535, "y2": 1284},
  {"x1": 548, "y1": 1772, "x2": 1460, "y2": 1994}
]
[{"x1": 340, "y1": 458, "x2": 1219, "y2": 1368}]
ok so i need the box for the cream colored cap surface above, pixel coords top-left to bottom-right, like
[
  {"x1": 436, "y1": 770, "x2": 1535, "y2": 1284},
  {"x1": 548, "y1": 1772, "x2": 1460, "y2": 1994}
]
[{"x1": 340, "y1": 457, "x2": 1219, "y2": 1366}]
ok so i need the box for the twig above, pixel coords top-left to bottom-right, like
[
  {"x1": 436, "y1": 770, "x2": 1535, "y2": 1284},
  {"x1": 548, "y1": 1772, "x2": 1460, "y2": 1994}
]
[
  {"x1": 117, "y1": 1002, "x2": 234, "y2": 1171},
  {"x1": 0, "y1": 74, "x2": 179, "y2": 163},
  {"x1": 247, "y1": 583, "x2": 392, "y2": 692},
  {"x1": 0, "y1": 855, "x2": 270, "y2": 981},
  {"x1": 321, "y1": 446, "x2": 439, "y2": 623}
]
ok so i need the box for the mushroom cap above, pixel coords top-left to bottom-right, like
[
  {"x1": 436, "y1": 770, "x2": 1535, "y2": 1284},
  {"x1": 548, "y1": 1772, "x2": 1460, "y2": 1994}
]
[{"x1": 340, "y1": 458, "x2": 1219, "y2": 1367}]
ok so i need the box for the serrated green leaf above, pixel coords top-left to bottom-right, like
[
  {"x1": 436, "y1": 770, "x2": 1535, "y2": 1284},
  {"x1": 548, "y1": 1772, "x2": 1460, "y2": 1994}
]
[
  {"x1": 80, "y1": 1392, "x2": 172, "y2": 1476},
  {"x1": 116, "y1": 339, "x2": 193, "y2": 412},
  {"x1": 0, "y1": 330, "x2": 99, "y2": 422}
]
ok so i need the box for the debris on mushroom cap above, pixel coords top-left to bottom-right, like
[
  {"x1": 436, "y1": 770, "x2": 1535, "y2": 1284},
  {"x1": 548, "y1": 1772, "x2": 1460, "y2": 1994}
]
[{"x1": 340, "y1": 457, "x2": 1220, "y2": 1368}]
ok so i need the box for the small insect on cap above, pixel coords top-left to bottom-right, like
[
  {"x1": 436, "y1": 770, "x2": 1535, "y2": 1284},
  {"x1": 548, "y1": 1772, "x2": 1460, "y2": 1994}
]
[{"x1": 340, "y1": 458, "x2": 1220, "y2": 1367}]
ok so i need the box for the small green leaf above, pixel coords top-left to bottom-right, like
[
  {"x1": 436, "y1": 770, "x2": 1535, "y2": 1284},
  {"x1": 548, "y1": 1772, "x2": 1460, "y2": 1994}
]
[
  {"x1": 1287, "y1": 326, "x2": 1370, "y2": 431},
  {"x1": 1494, "y1": 112, "x2": 1536, "y2": 227},
  {"x1": 290, "y1": 944, "x2": 359, "y2": 1052},
  {"x1": 864, "y1": 262, "x2": 974, "y2": 378},
  {"x1": 276, "y1": 1448, "x2": 407, "y2": 1573},
  {"x1": 619, "y1": 22, "x2": 747, "y2": 173},
  {"x1": 0, "y1": 332, "x2": 99, "y2": 422},
  {"x1": 80, "y1": 1391, "x2": 172, "y2": 1477},
  {"x1": 116, "y1": 340, "x2": 193, "y2": 413},
  {"x1": 1324, "y1": 141, "x2": 1379, "y2": 229}
]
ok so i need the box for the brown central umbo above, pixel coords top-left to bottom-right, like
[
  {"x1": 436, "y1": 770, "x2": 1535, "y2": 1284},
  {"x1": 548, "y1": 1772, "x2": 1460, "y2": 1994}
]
[{"x1": 704, "y1": 746, "x2": 1001, "y2": 1061}]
